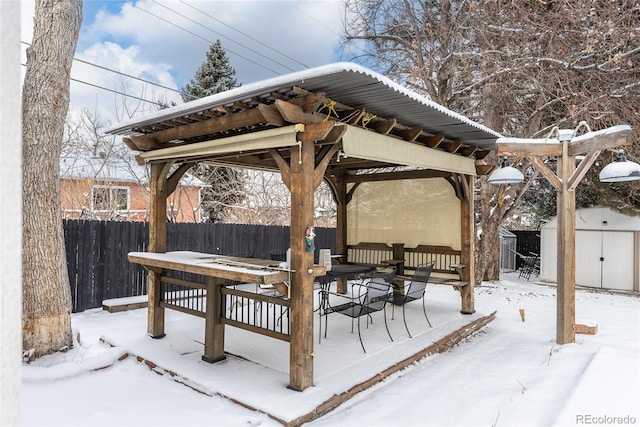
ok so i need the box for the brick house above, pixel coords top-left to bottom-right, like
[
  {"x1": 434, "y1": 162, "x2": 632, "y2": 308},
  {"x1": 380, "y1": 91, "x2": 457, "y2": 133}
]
[{"x1": 60, "y1": 156, "x2": 205, "y2": 222}]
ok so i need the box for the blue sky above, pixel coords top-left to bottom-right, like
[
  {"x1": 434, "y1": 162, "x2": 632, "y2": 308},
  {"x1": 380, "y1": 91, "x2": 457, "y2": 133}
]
[{"x1": 22, "y1": 0, "x2": 346, "y2": 124}]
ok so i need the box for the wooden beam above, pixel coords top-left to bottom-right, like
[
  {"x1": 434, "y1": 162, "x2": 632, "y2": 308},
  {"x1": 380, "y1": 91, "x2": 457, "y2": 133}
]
[
  {"x1": 475, "y1": 164, "x2": 495, "y2": 176},
  {"x1": 526, "y1": 156, "x2": 562, "y2": 190},
  {"x1": 233, "y1": 101, "x2": 252, "y2": 111},
  {"x1": 498, "y1": 141, "x2": 563, "y2": 157},
  {"x1": 202, "y1": 277, "x2": 226, "y2": 363},
  {"x1": 460, "y1": 174, "x2": 476, "y2": 314},
  {"x1": 372, "y1": 118, "x2": 397, "y2": 134},
  {"x1": 567, "y1": 126, "x2": 631, "y2": 156},
  {"x1": 147, "y1": 162, "x2": 168, "y2": 338},
  {"x1": 458, "y1": 146, "x2": 478, "y2": 157},
  {"x1": 129, "y1": 108, "x2": 268, "y2": 150},
  {"x1": 288, "y1": 138, "x2": 316, "y2": 391},
  {"x1": 345, "y1": 169, "x2": 452, "y2": 183},
  {"x1": 314, "y1": 144, "x2": 343, "y2": 189},
  {"x1": 320, "y1": 123, "x2": 347, "y2": 144},
  {"x1": 474, "y1": 150, "x2": 491, "y2": 160},
  {"x1": 346, "y1": 182, "x2": 360, "y2": 204},
  {"x1": 422, "y1": 134, "x2": 444, "y2": 148},
  {"x1": 401, "y1": 127, "x2": 422, "y2": 142},
  {"x1": 166, "y1": 162, "x2": 194, "y2": 195},
  {"x1": 556, "y1": 140, "x2": 576, "y2": 344},
  {"x1": 123, "y1": 137, "x2": 140, "y2": 151},
  {"x1": 257, "y1": 103, "x2": 285, "y2": 126},
  {"x1": 439, "y1": 140, "x2": 462, "y2": 153},
  {"x1": 268, "y1": 148, "x2": 292, "y2": 190},
  {"x1": 275, "y1": 99, "x2": 325, "y2": 124},
  {"x1": 298, "y1": 121, "x2": 335, "y2": 142},
  {"x1": 568, "y1": 150, "x2": 601, "y2": 191},
  {"x1": 157, "y1": 161, "x2": 175, "y2": 196}
]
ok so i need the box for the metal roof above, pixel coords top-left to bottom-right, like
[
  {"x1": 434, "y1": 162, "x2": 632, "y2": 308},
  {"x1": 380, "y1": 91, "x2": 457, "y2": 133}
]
[{"x1": 104, "y1": 62, "x2": 501, "y2": 151}]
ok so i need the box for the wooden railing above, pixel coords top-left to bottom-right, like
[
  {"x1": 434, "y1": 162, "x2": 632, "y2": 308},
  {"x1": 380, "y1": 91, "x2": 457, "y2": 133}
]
[
  {"x1": 160, "y1": 275, "x2": 290, "y2": 341},
  {"x1": 346, "y1": 242, "x2": 466, "y2": 288}
]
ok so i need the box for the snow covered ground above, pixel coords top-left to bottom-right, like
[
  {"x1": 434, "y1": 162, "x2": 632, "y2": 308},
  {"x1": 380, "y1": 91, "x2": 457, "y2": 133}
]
[{"x1": 22, "y1": 273, "x2": 639, "y2": 426}]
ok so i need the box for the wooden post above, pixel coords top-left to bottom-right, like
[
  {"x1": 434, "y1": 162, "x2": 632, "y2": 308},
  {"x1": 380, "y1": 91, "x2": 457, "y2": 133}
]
[
  {"x1": 391, "y1": 243, "x2": 405, "y2": 275},
  {"x1": 203, "y1": 276, "x2": 226, "y2": 363},
  {"x1": 288, "y1": 140, "x2": 316, "y2": 391},
  {"x1": 147, "y1": 162, "x2": 169, "y2": 338},
  {"x1": 459, "y1": 175, "x2": 476, "y2": 314},
  {"x1": 556, "y1": 140, "x2": 576, "y2": 344},
  {"x1": 335, "y1": 174, "x2": 348, "y2": 293}
]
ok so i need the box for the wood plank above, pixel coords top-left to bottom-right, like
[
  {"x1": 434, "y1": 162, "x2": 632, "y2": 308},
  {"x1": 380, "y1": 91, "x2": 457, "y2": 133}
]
[
  {"x1": 498, "y1": 141, "x2": 563, "y2": 157},
  {"x1": 128, "y1": 252, "x2": 291, "y2": 285},
  {"x1": 556, "y1": 142, "x2": 576, "y2": 344},
  {"x1": 203, "y1": 277, "x2": 226, "y2": 363},
  {"x1": 288, "y1": 138, "x2": 316, "y2": 391},
  {"x1": 274, "y1": 99, "x2": 325, "y2": 124},
  {"x1": 298, "y1": 121, "x2": 335, "y2": 142},
  {"x1": 438, "y1": 140, "x2": 462, "y2": 153},
  {"x1": 567, "y1": 126, "x2": 631, "y2": 156},
  {"x1": 575, "y1": 322, "x2": 598, "y2": 335},
  {"x1": 422, "y1": 134, "x2": 444, "y2": 148},
  {"x1": 401, "y1": 127, "x2": 422, "y2": 142},
  {"x1": 129, "y1": 108, "x2": 267, "y2": 149},
  {"x1": 372, "y1": 118, "x2": 397, "y2": 134}
]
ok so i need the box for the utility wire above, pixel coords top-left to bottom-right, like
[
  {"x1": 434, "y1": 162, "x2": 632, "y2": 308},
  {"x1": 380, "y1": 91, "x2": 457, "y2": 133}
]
[
  {"x1": 178, "y1": 0, "x2": 310, "y2": 69},
  {"x1": 294, "y1": 3, "x2": 342, "y2": 37},
  {"x1": 153, "y1": 0, "x2": 299, "y2": 72},
  {"x1": 21, "y1": 62, "x2": 168, "y2": 107},
  {"x1": 20, "y1": 40, "x2": 197, "y2": 101},
  {"x1": 135, "y1": 3, "x2": 281, "y2": 75}
]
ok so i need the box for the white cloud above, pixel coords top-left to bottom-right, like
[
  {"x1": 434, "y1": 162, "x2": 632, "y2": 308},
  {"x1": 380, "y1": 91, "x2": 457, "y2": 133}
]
[{"x1": 22, "y1": 0, "x2": 346, "y2": 125}]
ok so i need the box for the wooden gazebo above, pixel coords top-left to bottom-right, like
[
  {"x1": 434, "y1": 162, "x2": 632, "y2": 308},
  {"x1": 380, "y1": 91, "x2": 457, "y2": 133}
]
[{"x1": 104, "y1": 63, "x2": 500, "y2": 391}]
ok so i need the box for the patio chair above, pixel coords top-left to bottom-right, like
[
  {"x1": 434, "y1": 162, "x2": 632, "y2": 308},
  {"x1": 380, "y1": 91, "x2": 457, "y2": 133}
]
[
  {"x1": 389, "y1": 262, "x2": 435, "y2": 338},
  {"x1": 320, "y1": 277, "x2": 393, "y2": 353}
]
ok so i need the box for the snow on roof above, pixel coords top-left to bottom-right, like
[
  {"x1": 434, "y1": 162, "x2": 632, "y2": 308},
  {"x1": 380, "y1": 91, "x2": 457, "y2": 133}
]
[{"x1": 103, "y1": 62, "x2": 501, "y2": 150}]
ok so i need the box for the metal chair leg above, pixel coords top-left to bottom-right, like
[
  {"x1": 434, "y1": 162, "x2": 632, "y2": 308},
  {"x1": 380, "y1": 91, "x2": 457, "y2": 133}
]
[
  {"x1": 402, "y1": 304, "x2": 412, "y2": 338},
  {"x1": 422, "y1": 298, "x2": 432, "y2": 327}
]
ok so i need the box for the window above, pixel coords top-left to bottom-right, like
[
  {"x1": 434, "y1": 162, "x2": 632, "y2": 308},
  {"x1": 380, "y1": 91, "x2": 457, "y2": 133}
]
[{"x1": 92, "y1": 186, "x2": 129, "y2": 211}]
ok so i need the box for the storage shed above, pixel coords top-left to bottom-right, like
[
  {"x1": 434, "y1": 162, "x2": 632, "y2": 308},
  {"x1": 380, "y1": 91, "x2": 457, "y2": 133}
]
[
  {"x1": 540, "y1": 207, "x2": 640, "y2": 291},
  {"x1": 499, "y1": 227, "x2": 517, "y2": 272}
]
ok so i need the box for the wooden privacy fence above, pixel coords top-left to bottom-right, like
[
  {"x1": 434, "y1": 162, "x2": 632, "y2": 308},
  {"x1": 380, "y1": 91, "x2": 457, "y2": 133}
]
[{"x1": 64, "y1": 220, "x2": 336, "y2": 313}]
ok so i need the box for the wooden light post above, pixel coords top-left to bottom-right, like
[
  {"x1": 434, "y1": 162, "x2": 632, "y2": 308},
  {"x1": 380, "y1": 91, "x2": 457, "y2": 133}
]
[{"x1": 492, "y1": 123, "x2": 635, "y2": 344}]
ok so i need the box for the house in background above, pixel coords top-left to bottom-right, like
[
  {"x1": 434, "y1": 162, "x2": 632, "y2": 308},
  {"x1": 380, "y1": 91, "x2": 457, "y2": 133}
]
[{"x1": 60, "y1": 156, "x2": 205, "y2": 222}]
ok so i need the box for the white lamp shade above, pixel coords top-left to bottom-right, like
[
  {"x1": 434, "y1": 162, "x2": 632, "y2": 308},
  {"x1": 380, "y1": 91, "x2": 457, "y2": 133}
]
[
  {"x1": 599, "y1": 151, "x2": 640, "y2": 183},
  {"x1": 488, "y1": 164, "x2": 524, "y2": 184}
]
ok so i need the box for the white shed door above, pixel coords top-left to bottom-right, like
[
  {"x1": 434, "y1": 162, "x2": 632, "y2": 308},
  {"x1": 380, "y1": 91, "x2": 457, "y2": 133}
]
[
  {"x1": 575, "y1": 230, "x2": 635, "y2": 290},
  {"x1": 576, "y1": 231, "x2": 602, "y2": 288},
  {"x1": 602, "y1": 231, "x2": 634, "y2": 291}
]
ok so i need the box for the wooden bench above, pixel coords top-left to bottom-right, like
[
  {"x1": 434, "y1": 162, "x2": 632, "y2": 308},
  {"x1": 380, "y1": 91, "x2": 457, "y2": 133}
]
[{"x1": 345, "y1": 242, "x2": 468, "y2": 290}]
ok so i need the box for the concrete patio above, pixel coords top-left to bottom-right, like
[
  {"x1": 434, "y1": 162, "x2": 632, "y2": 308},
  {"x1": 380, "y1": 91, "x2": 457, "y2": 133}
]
[{"x1": 79, "y1": 283, "x2": 495, "y2": 426}]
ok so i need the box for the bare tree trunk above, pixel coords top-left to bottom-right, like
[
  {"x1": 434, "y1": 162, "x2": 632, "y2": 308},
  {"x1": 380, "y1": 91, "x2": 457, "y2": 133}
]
[{"x1": 22, "y1": 0, "x2": 82, "y2": 360}]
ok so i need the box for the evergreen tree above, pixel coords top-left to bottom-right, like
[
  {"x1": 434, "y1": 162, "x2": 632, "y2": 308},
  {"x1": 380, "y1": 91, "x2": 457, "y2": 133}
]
[
  {"x1": 181, "y1": 40, "x2": 239, "y2": 101},
  {"x1": 181, "y1": 40, "x2": 245, "y2": 223}
]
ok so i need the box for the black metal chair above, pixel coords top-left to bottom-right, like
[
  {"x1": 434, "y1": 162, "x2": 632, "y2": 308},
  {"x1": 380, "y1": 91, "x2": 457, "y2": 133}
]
[
  {"x1": 389, "y1": 262, "x2": 435, "y2": 338},
  {"x1": 320, "y1": 276, "x2": 393, "y2": 353}
]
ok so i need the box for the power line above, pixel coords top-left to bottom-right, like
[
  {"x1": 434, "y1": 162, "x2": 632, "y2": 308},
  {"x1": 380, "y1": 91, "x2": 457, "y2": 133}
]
[
  {"x1": 135, "y1": 3, "x2": 281, "y2": 75},
  {"x1": 178, "y1": 0, "x2": 310, "y2": 69},
  {"x1": 20, "y1": 40, "x2": 196, "y2": 101},
  {"x1": 153, "y1": 0, "x2": 300, "y2": 72},
  {"x1": 20, "y1": 62, "x2": 171, "y2": 108}
]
